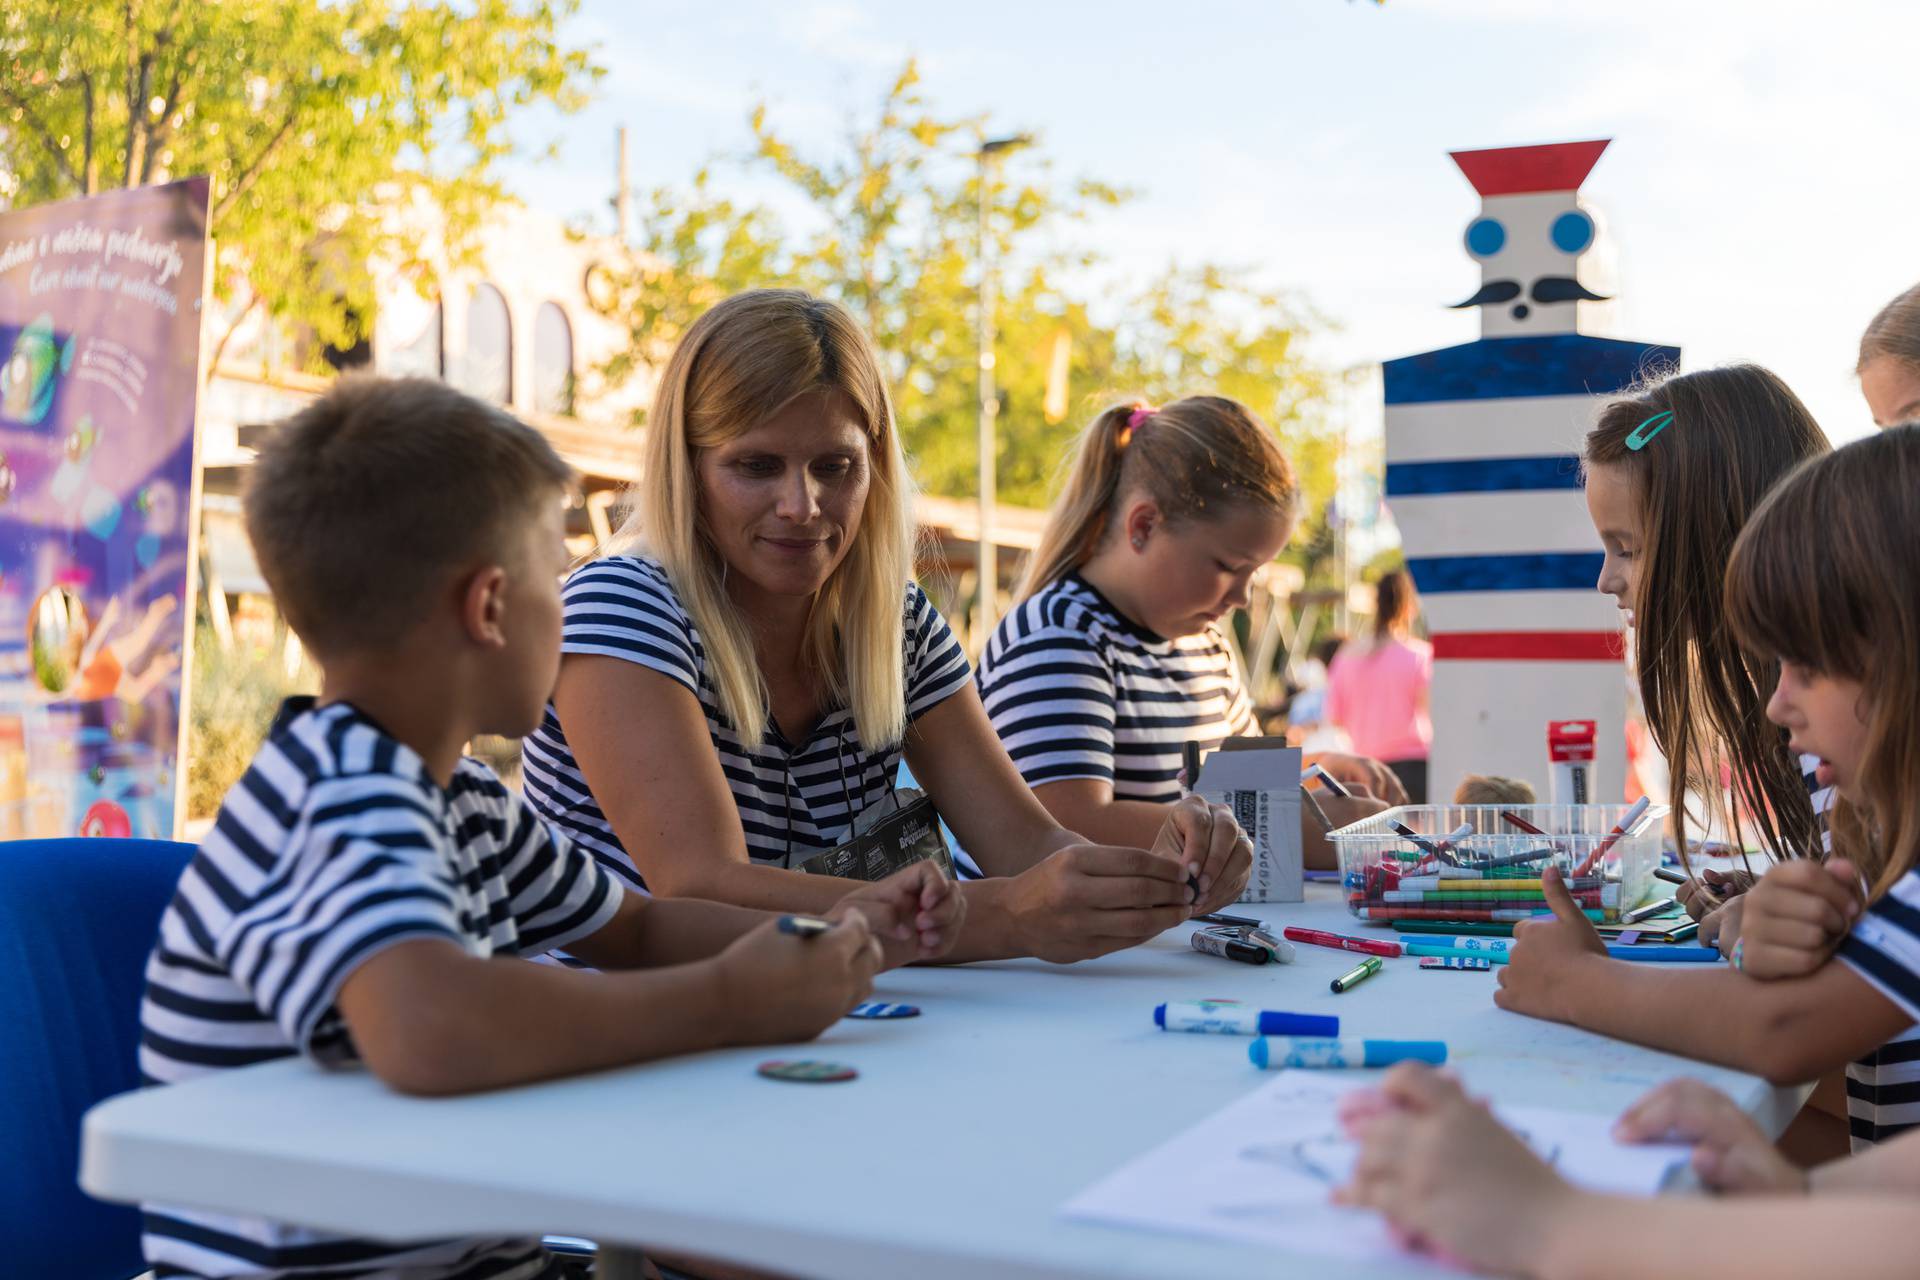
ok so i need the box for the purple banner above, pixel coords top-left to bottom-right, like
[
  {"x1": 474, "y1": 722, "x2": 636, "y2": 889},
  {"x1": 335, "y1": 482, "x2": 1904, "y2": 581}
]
[{"x1": 0, "y1": 179, "x2": 210, "y2": 840}]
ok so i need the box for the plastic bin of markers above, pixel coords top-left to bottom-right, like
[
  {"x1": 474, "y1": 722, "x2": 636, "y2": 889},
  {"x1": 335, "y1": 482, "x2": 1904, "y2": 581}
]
[{"x1": 1329, "y1": 803, "x2": 1667, "y2": 927}]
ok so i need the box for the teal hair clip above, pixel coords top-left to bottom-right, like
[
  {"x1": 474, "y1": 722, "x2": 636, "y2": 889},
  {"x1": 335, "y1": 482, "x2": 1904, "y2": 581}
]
[{"x1": 1625, "y1": 410, "x2": 1674, "y2": 451}]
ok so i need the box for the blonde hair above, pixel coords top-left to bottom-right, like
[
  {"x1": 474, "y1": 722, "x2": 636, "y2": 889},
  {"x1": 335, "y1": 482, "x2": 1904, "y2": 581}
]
[
  {"x1": 1452, "y1": 775, "x2": 1537, "y2": 806},
  {"x1": 1017, "y1": 395, "x2": 1298, "y2": 600},
  {"x1": 1859, "y1": 282, "x2": 1920, "y2": 376},
  {"x1": 608, "y1": 289, "x2": 915, "y2": 752}
]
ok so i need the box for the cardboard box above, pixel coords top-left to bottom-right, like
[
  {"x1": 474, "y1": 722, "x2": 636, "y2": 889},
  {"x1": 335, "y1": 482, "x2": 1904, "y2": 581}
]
[{"x1": 1194, "y1": 742, "x2": 1302, "y2": 903}]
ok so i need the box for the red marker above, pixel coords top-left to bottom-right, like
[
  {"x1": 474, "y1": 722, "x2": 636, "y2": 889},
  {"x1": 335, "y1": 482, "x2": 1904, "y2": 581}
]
[
  {"x1": 1575, "y1": 795, "x2": 1653, "y2": 875},
  {"x1": 1282, "y1": 926, "x2": 1405, "y2": 959}
]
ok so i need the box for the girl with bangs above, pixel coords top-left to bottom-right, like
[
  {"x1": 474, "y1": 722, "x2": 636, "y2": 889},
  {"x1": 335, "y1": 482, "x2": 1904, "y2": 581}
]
[
  {"x1": 1332, "y1": 429, "x2": 1920, "y2": 1280},
  {"x1": 1495, "y1": 426, "x2": 1920, "y2": 1111},
  {"x1": 522, "y1": 289, "x2": 1249, "y2": 968}
]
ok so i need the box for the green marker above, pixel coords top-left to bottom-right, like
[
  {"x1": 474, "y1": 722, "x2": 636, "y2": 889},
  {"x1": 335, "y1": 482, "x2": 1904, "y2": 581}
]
[{"x1": 1331, "y1": 956, "x2": 1384, "y2": 993}]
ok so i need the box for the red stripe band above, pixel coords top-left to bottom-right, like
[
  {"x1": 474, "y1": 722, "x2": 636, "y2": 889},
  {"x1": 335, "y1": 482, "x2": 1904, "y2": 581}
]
[{"x1": 1431, "y1": 631, "x2": 1624, "y2": 661}]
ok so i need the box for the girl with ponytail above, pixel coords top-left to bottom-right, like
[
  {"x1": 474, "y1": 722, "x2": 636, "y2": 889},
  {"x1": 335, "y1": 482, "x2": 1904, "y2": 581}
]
[{"x1": 977, "y1": 396, "x2": 1402, "y2": 866}]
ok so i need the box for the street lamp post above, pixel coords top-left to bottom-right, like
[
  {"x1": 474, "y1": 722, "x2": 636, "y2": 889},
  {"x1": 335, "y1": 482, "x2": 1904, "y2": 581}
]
[{"x1": 975, "y1": 133, "x2": 1031, "y2": 649}]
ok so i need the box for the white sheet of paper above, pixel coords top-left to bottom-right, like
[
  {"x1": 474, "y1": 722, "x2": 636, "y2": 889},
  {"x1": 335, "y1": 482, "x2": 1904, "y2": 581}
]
[{"x1": 1060, "y1": 1072, "x2": 1689, "y2": 1268}]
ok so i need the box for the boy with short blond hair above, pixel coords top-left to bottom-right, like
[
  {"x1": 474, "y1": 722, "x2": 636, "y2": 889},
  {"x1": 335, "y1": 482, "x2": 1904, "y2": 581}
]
[{"x1": 139, "y1": 377, "x2": 953, "y2": 1279}]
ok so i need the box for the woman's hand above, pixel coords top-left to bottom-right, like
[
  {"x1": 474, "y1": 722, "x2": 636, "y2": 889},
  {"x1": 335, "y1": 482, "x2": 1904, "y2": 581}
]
[
  {"x1": 1611, "y1": 1077, "x2": 1807, "y2": 1193},
  {"x1": 1494, "y1": 867, "x2": 1610, "y2": 1023},
  {"x1": 999, "y1": 844, "x2": 1197, "y2": 963},
  {"x1": 1150, "y1": 794, "x2": 1252, "y2": 915},
  {"x1": 1335, "y1": 1064, "x2": 1579, "y2": 1274},
  {"x1": 833, "y1": 860, "x2": 966, "y2": 968}
]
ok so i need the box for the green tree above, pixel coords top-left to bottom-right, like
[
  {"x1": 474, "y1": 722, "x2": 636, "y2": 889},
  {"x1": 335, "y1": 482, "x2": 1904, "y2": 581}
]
[
  {"x1": 602, "y1": 60, "x2": 1344, "y2": 529},
  {"x1": 0, "y1": 0, "x2": 599, "y2": 367}
]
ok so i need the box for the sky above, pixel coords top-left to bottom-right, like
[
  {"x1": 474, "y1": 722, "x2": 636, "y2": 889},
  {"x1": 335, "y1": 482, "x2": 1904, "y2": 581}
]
[{"x1": 499, "y1": 0, "x2": 1920, "y2": 471}]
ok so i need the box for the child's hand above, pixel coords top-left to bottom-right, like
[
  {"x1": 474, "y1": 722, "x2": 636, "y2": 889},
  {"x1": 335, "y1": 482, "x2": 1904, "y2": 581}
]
[
  {"x1": 1304, "y1": 751, "x2": 1411, "y2": 806},
  {"x1": 833, "y1": 861, "x2": 966, "y2": 967},
  {"x1": 714, "y1": 913, "x2": 882, "y2": 1045},
  {"x1": 1735, "y1": 858, "x2": 1863, "y2": 979},
  {"x1": 1334, "y1": 1064, "x2": 1578, "y2": 1275},
  {"x1": 1678, "y1": 867, "x2": 1754, "y2": 920},
  {"x1": 1612, "y1": 1078, "x2": 1808, "y2": 1193},
  {"x1": 1698, "y1": 895, "x2": 1747, "y2": 957},
  {"x1": 1150, "y1": 794, "x2": 1252, "y2": 915},
  {"x1": 1495, "y1": 867, "x2": 1609, "y2": 1023}
]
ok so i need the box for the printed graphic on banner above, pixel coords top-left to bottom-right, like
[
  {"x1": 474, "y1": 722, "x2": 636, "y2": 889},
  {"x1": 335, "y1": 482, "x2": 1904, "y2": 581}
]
[{"x1": 0, "y1": 179, "x2": 210, "y2": 840}]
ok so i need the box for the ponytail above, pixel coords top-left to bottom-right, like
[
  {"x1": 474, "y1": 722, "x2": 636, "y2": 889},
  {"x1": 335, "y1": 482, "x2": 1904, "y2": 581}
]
[
  {"x1": 1017, "y1": 395, "x2": 1298, "y2": 600},
  {"x1": 1017, "y1": 403, "x2": 1138, "y2": 600}
]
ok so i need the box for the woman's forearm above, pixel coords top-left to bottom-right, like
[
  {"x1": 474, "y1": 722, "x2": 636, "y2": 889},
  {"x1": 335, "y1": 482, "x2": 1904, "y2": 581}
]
[{"x1": 648, "y1": 855, "x2": 863, "y2": 914}]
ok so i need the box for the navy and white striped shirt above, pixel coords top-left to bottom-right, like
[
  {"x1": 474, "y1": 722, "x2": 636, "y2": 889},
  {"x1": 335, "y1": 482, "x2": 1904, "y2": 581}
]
[
  {"x1": 139, "y1": 698, "x2": 621, "y2": 1280},
  {"x1": 975, "y1": 572, "x2": 1256, "y2": 803},
  {"x1": 521, "y1": 555, "x2": 971, "y2": 888}
]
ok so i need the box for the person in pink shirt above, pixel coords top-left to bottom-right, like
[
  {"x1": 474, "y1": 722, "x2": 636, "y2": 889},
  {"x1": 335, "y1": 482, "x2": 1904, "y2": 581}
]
[{"x1": 1326, "y1": 569, "x2": 1433, "y2": 802}]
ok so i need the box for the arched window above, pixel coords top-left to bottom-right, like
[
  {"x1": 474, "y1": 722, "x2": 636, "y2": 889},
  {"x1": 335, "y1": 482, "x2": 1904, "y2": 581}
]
[
  {"x1": 383, "y1": 299, "x2": 443, "y2": 378},
  {"x1": 455, "y1": 283, "x2": 512, "y2": 404},
  {"x1": 533, "y1": 302, "x2": 574, "y2": 416}
]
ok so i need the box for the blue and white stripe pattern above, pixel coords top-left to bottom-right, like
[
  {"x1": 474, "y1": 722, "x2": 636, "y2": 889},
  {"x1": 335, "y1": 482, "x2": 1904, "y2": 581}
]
[
  {"x1": 522, "y1": 555, "x2": 972, "y2": 888},
  {"x1": 975, "y1": 573, "x2": 1255, "y2": 804},
  {"x1": 1382, "y1": 333, "x2": 1679, "y2": 628},
  {"x1": 139, "y1": 698, "x2": 619, "y2": 1279}
]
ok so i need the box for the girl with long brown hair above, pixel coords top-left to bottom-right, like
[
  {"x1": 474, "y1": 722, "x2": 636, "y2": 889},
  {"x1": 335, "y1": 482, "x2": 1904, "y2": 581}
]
[{"x1": 974, "y1": 396, "x2": 1402, "y2": 869}]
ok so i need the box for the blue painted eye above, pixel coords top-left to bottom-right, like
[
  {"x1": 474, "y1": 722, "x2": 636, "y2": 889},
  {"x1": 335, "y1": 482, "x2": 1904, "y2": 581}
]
[
  {"x1": 1465, "y1": 218, "x2": 1506, "y2": 258},
  {"x1": 1551, "y1": 210, "x2": 1595, "y2": 254}
]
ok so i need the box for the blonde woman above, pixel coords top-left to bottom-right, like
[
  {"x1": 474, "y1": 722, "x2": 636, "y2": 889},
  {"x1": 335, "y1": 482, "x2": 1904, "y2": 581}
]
[{"x1": 524, "y1": 290, "x2": 1247, "y2": 964}]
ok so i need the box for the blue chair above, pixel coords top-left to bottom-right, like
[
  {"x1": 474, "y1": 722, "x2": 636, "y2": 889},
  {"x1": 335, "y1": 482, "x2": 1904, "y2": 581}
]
[{"x1": 0, "y1": 837, "x2": 194, "y2": 1277}]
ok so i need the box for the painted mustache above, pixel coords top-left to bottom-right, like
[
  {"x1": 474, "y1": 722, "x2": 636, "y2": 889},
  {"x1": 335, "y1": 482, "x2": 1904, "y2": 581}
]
[{"x1": 1450, "y1": 276, "x2": 1611, "y2": 309}]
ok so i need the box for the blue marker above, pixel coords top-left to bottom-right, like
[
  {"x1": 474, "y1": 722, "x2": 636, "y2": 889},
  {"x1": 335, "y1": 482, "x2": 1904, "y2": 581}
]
[
  {"x1": 1155, "y1": 1002, "x2": 1338, "y2": 1037},
  {"x1": 1605, "y1": 944, "x2": 1723, "y2": 963},
  {"x1": 1405, "y1": 942, "x2": 1511, "y2": 964},
  {"x1": 1249, "y1": 1037, "x2": 1448, "y2": 1069}
]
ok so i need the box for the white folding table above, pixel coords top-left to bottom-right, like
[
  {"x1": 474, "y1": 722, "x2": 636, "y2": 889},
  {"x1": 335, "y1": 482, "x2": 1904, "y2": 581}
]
[{"x1": 82, "y1": 889, "x2": 1799, "y2": 1279}]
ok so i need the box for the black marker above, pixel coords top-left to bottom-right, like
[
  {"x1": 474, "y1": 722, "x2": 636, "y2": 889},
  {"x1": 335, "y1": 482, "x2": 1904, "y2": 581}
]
[
  {"x1": 1303, "y1": 762, "x2": 1351, "y2": 799},
  {"x1": 1183, "y1": 740, "x2": 1203, "y2": 792},
  {"x1": 777, "y1": 914, "x2": 833, "y2": 938},
  {"x1": 1197, "y1": 911, "x2": 1263, "y2": 928},
  {"x1": 1191, "y1": 928, "x2": 1271, "y2": 965},
  {"x1": 1653, "y1": 866, "x2": 1689, "y2": 885}
]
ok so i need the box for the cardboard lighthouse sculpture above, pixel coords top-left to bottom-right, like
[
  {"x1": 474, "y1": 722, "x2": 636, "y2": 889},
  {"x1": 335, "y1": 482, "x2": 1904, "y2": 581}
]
[{"x1": 1382, "y1": 140, "x2": 1678, "y2": 800}]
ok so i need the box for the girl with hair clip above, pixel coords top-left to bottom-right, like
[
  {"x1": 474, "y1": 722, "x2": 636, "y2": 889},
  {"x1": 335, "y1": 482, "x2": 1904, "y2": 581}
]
[
  {"x1": 1494, "y1": 427, "x2": 1920, "y2": 1145},
  {"x1": 523, "y1": 290, "x2": 1248, "y2": 972},
  {"x1": 1578, "y1": 365, "x2": 1831, "y2": 933},
  {"x1": 973, "y1": 396, "x2": 1402, "y2": 871},
  {"x1": 1860, "y1": 282, "x2": 1920, "y2": 428}
]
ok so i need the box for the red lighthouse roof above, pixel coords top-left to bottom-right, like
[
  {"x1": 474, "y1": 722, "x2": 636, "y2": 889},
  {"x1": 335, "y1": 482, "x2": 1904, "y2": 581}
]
[{"x1": 1449, "y1": 139, "x2": 1610, "y2": 197}]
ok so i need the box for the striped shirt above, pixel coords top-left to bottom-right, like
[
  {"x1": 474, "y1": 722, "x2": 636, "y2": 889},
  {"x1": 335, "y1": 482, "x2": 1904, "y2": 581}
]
[
  {"x1": 1823, "y1": 746, "x2": 1920, "y2": 1146},
  {"x1": 975, "y1": 572, "x2": 1256, "y2": 804},
  {"x1": 521, "y1": 555, "x2": 971, "y2": 887},
  {"x1": 139, "y1": 698, "x2": 622, "y2": 1280}
]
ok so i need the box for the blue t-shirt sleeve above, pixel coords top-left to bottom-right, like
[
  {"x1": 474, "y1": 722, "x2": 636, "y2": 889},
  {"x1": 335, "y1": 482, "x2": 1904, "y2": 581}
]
[
  {"x1": 560, "y1": 557, "x2": 702, "y2": 698},
  {"x1": 904, "y1": 584, "x2": 972, "y2": 720}
]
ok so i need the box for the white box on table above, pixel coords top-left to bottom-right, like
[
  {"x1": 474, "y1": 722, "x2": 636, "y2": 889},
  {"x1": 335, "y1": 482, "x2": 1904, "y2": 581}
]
[{"x1": 1193, "y1": 742, "x2": 1301, "y2": 904}]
